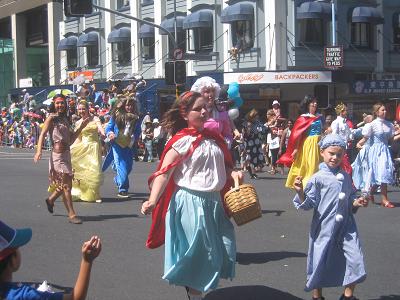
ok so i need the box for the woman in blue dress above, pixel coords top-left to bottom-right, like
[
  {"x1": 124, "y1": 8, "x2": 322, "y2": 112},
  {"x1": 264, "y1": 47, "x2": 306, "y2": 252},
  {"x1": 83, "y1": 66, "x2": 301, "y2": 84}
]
[
  {"x1": 357, "y1": 103, "x2": 395, "y2": 208},
  {"x1": 351, "y1": 114, "x2": 373, "y2": 191}
]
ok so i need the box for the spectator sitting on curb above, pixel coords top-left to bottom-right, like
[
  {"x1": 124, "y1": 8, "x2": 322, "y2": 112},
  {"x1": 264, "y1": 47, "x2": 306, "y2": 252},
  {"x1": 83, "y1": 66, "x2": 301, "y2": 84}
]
[{"x1": 0, "y1": 220, "x2": 101, "y2": 300}]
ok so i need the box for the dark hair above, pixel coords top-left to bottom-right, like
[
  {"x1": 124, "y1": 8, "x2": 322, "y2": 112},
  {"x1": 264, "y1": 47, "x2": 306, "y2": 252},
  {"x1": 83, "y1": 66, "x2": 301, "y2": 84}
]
[
  {"x1": 161, "y1": 91, "x2": 202, "y2": 136},
  {"x1": 299, "y1": 95, "x2": 316, "y2": 114}
]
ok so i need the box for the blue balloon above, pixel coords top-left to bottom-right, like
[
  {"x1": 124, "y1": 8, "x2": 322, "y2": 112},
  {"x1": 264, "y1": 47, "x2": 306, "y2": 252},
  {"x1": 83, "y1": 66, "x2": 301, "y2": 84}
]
[
  {"x1": 227, "y1": 82, "x2": 240, "y2": 99},
  {"x1": 232, "y1": 96, "x2": 243, "y2": 108}
]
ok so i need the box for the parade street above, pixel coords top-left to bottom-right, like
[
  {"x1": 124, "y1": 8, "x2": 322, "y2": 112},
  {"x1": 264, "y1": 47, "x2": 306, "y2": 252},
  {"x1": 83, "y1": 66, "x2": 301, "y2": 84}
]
[{"x1": 0, "y1": 147, "x2": 399, "y2": 300}]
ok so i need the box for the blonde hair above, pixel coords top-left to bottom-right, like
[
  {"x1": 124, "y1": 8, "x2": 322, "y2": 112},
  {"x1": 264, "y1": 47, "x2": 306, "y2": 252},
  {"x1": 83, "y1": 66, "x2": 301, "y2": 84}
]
[
  {"x1": 372, "y1": 102, "x2": 385, "y2": 117},
  {"x1": 335, "y1": 102, "x2": 346, "y2": 115}
]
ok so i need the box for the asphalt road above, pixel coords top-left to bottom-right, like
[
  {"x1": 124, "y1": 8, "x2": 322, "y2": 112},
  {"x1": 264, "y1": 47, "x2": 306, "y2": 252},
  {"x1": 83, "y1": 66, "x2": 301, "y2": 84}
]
[{"x1": 0, "y1": 147, "x2": 399, "y2": 300}]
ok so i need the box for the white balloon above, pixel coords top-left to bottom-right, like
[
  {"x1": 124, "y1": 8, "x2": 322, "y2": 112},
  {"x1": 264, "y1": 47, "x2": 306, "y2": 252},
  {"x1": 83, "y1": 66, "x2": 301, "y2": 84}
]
[
  {"x1": 335, "y1": 214, "x2": 343, "y2": 222},
  {"x1": 228, "y1": 108, "x2": 239, "y2": 120}
]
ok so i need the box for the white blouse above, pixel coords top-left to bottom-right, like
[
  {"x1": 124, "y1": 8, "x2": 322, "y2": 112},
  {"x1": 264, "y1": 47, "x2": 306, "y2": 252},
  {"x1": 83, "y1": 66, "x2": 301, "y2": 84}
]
[{"x1": 172, "y1": 136, "x2": 227, "y2": 192}]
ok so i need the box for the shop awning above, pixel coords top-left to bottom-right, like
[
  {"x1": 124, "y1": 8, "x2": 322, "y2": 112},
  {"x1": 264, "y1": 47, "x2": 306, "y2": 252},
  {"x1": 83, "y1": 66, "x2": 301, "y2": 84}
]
[
  {"x1": 138, "y1": 24, "x2": 155, "y2": 38},
  {"x1": 352, "y1": 6, "x2": 384, "y2": 24},
  {"x1": 57, "y1": 36, "x2": 77, "y2": 51},
  {"x1": 183, "y1": 10, "x2": 213, "y2": 29},
  {"x1": 297, "y1": 1, "x2": 333, "y2": 20},
  {"x1": 77, "y1": 32, "x2": 98, "y2": 47},
  {"x1": 221, "y1": 2, "x2": 254, "y2": 23},
  {"x1": 108, "y1": 27, "x2": 131, "y2": 43},
  {"x1": 159, "y1": 16, "x2": 185, "y2": 35}
]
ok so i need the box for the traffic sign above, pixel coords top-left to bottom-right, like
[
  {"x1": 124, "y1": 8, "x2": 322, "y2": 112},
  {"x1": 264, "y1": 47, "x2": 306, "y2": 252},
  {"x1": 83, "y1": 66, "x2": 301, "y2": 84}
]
[
  {"x1": 173, "y1": 48, "x2": 184, "y2": 60},
  {"x1": 324, "y1": 46, "x2": 343, "y2": 69}
]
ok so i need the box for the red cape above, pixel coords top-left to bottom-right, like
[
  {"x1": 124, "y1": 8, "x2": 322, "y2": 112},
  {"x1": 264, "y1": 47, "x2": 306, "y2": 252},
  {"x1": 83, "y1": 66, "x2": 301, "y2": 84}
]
[
  {"x1": 277, "y1": 115, "x2": 319, "y2": 167},
  {"x1": 145, "y1": 127, "x2": 233, "y2": 249}
]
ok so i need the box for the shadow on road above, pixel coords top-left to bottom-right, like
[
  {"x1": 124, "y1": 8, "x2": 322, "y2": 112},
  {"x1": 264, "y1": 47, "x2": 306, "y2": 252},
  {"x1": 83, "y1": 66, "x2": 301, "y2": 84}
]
[
  {"x1": 79, "y1": 214, "x2": 139, "y2": 221},
  {"x1": 262, "y1": 209, "x2": 285, "y2": 216},
  {"x1": 204, "y1": 285, "x2": 304, "y2": 300},
  {"x1": 100, "y1": 192, "x2": 149, "y2": 203},
  {"x1": 236, "y1": 251, "x2": 306, "y2": 265},
  {"x1": 369, "y1": 296, "x2": 400, "y2": 300}
]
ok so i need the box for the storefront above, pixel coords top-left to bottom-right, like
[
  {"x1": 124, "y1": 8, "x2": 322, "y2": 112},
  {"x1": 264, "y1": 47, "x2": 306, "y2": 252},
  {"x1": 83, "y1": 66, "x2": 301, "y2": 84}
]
[{"x1": 223, "y1": 70, "x2": 333, "y2": 120}]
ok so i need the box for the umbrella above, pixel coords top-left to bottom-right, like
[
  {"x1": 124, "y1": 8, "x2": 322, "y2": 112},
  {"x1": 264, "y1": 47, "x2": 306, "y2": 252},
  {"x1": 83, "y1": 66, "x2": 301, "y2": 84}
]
[
  {"x1": 43, "y1": 98, "x2": 53, "y2": 106},
  {"x1": 47, "y1": 89, "x2": 74, "y2": 99}
]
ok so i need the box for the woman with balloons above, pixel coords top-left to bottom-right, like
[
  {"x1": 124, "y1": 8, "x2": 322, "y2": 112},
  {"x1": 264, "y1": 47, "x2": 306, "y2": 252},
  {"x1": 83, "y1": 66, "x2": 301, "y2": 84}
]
[{"x1": 190, "y1": 76, "x2": 243, "y2": 149}]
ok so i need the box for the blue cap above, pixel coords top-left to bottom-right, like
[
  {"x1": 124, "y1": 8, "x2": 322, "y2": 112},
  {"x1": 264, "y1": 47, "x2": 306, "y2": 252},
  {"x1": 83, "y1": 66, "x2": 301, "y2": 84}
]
[
  {"x1": 318, "y1": 134, "x2": 346, "y2": 149},
  {"x1": 0, "y1": 220, "x2": 32, "y2": 259}
]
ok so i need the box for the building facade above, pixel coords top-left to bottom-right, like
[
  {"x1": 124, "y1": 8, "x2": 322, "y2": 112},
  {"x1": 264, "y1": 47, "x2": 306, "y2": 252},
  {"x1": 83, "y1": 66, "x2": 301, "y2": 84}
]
[{"x1": 2, "y1": 0, "x2": 400, "y2": 120}]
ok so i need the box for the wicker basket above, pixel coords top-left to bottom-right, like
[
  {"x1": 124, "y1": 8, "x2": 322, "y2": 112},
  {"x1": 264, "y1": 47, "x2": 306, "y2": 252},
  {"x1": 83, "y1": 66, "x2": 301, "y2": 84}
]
[{"x1": 224, "y1": 177, "x2": 262, "y2": 226}]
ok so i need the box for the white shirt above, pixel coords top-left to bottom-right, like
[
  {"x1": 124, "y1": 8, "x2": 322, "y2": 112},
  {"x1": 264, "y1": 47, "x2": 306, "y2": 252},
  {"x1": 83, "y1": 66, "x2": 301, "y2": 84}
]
[
  {"x1": 267, "y1": 133, "x2": 280, "y2": 150},
  {"x1": 363, "y1": 118, "x2": 394, "y2": 139},
  {"x1": 331, "y1": 116, "x2": 353, "y2": 142},
  {"x1": 172, "y1": 136, "x2": 226, "y2": 192}
]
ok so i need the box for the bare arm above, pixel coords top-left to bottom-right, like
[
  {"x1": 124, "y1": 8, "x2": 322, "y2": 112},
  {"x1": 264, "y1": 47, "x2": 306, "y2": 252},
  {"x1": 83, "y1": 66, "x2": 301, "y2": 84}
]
[
  {"x1": 63, "y1": 236, "x2": 102, "y2": 300},
  {"x1": 141, "y1": 148, "x2": 180, "y2": 215},
  {"x1": 293, "y1": 176, "x2": 304, "y2": 203},
  {"x1": 279, "y1": 129, "x2": 287, "y2": 154},
  {"x1": 356, "y1": 137, "x2": 368, "y2": 149},
  {"x1": 33, "y1": 116, "x2": 52, "y2": 162}
]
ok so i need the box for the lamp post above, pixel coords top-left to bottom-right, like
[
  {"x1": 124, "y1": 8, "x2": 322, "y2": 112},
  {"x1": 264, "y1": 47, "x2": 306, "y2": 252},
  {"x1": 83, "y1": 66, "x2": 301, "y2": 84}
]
[{"x1": 331, "y1": 0, "x2": 336, "y2": 46}]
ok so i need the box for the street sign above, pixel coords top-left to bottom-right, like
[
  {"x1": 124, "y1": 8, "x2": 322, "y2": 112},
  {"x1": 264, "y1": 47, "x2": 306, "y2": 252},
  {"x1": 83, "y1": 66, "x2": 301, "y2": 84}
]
[
  {"x1": 324, "y1": 46, "x2": 343, "y2": 69},
  {"x1": 173, "y1": 48, "x2": 184, "y2": 60}
]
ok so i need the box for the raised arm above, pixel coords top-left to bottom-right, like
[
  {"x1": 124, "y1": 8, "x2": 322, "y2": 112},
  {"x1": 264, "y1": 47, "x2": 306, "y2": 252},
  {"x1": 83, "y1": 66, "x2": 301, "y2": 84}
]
[{"x1": 141, "y1": 148, "x2": 180, "y2": 215}]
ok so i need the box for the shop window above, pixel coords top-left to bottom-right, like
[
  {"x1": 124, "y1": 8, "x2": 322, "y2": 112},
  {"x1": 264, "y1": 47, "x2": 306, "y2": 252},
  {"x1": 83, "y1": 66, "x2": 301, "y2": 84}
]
[
  {"x1": 141, "y1": 37, "x2": 155, "y2": 60},
  {"x1": 66, "y1": 49, "x2": 77, "y2": 69},
  {"x1": 298, "y1": 19, "x2": 325, "y2": 46},
  {"x1": 351, "y1": 22, "x2": 372, "y2": 49},
  {"x1": 231, "y1": 20, "x2": 253, "y2": 50},
  {"x1": 168, "y1": 31, "x2": 186, "y2": 59},
  {"x1": 112, "y1": 42, "x2": 131, "y2": 64},
  {"x1": 86, "y1": 44, "x2": 99, "y2": 66},
  {"x1": 192, "y1": 27, "x2": 213, "y2": 53}
]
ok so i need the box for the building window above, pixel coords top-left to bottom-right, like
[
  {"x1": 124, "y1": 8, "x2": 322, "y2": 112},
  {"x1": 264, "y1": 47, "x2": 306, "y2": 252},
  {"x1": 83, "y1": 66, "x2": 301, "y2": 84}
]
[
  {"x1": 192, "y1": 27, "x2": 213, "y2": 53},
  {"x1": 116, "y1": 0, "x2": 129, "y2": 9},
  {"x1": 168, "y1": 31, "x2": 186, "y2": 59},
  {"x1": 393, "y1": 13, "x2": 400, "y2": 51},
  {"x1": 66, "y1": 49, "x2": 77, "y2": 68},
  {"x1": 351, "y1": 22, "x2": 372, "y2": 48},
  {"x1": 112, "y1": 42, "x2": 131, "y2": 64},
  {"x1": 87, "y1": 44, "x2": 99, "y2": 66},
  {"x1": 141, "y1": 37, "x2": 155, "y2": 60},
  {"x1": 298, "y1": 19, "x2": 325, "y2": 46},
  {"x1": 231, "y1": 20, "x2": 253, "y2": 50}
]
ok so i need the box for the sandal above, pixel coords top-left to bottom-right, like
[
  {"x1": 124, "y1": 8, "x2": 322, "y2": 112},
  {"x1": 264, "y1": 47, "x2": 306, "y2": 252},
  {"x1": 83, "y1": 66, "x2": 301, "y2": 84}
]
[
  {"x1": 381, "y1": 201, "x2": 395, "y2": 208},
  {"x1": 45, "y1": 198, "x2": 54, "y2": 214},
  {"x1": 68, "y1": 216, "x2": 83, "y2": 224}
]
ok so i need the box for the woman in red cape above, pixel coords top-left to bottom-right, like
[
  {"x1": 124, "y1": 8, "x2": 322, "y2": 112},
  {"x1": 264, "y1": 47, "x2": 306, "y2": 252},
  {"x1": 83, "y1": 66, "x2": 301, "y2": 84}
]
[
  {"x1": 141, "y1": 91, "x2": 243, "y2": 300},
  {"x1": 277, "y1": 95, "x2": 323, "y2": 189}
]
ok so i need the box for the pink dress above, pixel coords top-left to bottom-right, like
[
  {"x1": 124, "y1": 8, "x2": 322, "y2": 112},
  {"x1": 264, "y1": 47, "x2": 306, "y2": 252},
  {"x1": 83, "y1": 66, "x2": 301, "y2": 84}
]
[
  {"x1": 49, "y1": 116, "x2": 73, "y2": 178},
  {"x1": 204, "y1": 110, "x2": 233, "y2": 146}
]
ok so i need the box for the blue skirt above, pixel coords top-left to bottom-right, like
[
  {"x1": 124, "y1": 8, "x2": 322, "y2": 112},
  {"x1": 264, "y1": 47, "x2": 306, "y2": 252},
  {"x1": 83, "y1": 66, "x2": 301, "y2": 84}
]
[
  {"x1": 163, "y1": 188, "x2": 236, "y2": 292},
  {"x1": 368, "y1": 142, "x2": 394, "y2": 185}
]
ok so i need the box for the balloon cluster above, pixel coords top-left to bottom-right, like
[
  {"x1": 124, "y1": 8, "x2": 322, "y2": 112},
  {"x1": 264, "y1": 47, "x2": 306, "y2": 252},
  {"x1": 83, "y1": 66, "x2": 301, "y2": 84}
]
[{"x1": 224, "y1": 82, "x2": 244, "y2": 120}]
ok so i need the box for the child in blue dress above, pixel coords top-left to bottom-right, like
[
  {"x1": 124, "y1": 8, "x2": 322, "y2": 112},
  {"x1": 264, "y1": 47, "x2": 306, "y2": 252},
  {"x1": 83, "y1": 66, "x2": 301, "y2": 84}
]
[
  {"x1": 293, "y1": 134, "x2": 368, "y2": 300},
  {"x1": 141, "y1": 91, "x2": 243, "y2": 300}
]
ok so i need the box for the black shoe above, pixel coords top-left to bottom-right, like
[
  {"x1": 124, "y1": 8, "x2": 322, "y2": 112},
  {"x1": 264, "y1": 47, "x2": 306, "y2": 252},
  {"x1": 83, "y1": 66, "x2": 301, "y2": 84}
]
[
  {"x1": 117, "y1": 191, "x2": 129, "y2": 198},
  {"x1": 312, "y1": 297, "x2": 325, "y2": 300},
  {"x1": 250, "y1": 174, "x2": 258, "y2": 179}
]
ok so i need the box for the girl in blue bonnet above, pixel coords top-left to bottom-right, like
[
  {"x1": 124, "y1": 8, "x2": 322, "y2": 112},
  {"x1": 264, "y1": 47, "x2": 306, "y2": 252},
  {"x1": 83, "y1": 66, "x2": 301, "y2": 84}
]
[{"x1": 293, "y1": 134, "x2": 368, "y2": 300}]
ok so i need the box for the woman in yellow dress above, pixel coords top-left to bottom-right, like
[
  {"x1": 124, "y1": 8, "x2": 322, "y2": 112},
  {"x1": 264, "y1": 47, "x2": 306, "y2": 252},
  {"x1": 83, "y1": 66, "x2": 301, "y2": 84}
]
[
  {"x1": 278, "y1": 95, "x2": 323, "y2": 188},
  {"x1": 71, "y1": 100, "x2": 105, "y2": 202}
]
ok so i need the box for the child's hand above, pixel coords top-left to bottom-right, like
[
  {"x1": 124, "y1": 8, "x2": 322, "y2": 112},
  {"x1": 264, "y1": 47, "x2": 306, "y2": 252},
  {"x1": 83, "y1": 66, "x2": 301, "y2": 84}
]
[
  {"x1": 353, "y1": 197, "x2": 368, "y2": 207},
  {"x1": 82, "y1": 236, "x2": 101, "y2": 263},
  {"x1": 141, "y1": 200, "x2": 156, "y2": 215},
  {"x1": 293, "y1": 176, "x2": 303, "y2": 193},
  {"x1": 33, "y1": 151, "x2": 42, "y2": 163}
]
